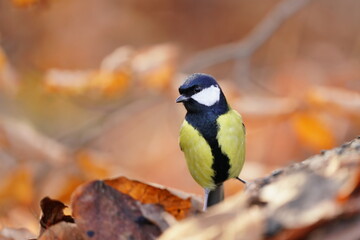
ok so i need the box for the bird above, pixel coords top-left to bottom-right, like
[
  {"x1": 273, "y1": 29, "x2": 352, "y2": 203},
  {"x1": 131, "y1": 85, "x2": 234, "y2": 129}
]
[{"x1": 176, "y1": 73, "x2": 246, "y2": 210}]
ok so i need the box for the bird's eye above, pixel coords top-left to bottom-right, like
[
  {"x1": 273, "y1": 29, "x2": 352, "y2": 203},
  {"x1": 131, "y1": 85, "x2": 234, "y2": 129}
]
[{"x1": 194, "y1": 87, "x2": 202, "y2": 93}]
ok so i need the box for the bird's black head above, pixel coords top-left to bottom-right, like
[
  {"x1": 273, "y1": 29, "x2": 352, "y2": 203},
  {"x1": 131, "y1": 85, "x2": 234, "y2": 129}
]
[{"x1": 176, "y1": 73, "x2": 228, "y2": 114}]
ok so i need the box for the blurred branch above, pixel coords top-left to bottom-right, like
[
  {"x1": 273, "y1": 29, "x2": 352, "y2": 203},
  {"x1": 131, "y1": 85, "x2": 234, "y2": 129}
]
[
  {"x1": 0, "y1": 116, "x2": 70, "y2": 164},
  {"x1": 57, "y1": 96, "x2": 161, "y2": 149},
  {"x1": 181, "y1": 0, "x2": 314, "y2": 73}
]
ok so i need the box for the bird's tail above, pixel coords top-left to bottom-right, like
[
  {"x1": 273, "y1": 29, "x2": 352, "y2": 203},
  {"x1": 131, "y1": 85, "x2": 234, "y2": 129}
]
[{"x1": 203, "y1": 184, "x2": 224, "y2": 210}]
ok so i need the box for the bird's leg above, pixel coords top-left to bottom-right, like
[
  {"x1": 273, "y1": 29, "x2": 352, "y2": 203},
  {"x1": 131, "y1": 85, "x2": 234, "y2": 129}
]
[
  {"x1": 203, "y1": 185, "x2": 224, "y2": 211},
  {"x1": 203, "y1": 188, "x2": 210, "y2": 211},
  {"x1": 236, "y1": 177, "x2": 247, "y2": 184},
  {"x1": 203, "y1": 188, "x2": 210, "y2": 212}
]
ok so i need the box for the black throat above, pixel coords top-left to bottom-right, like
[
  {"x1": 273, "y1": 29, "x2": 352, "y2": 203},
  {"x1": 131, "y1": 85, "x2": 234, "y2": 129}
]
[{"x1": 185, "y1": 97, "x2": 230, "y2": 185}]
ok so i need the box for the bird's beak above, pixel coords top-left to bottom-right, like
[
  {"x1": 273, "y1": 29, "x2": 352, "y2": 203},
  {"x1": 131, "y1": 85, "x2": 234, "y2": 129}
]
[{"x1": 176, "y1": 95, "x2": 189, "y2": 103}]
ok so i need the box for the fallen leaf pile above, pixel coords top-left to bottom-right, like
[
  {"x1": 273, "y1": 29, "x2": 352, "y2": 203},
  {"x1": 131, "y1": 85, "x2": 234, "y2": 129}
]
[
  {"x1": 1, "y1": 138, "x2": 359, "y2": 239},
  {"x1": 21, "y1": 176, "x2": 201, "y2": 240},
  {"x1": 159, "y1": 137, "x2": 360, "y2": 240}
]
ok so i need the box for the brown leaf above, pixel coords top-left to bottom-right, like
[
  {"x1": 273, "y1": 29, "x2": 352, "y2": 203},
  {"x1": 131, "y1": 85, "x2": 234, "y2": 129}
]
[
  {"x1": 138, "y1": 204, "x2": 175, "y2": 232},
  {"x1": 71, "y1": 180, "x2": 161, "y2": 240},
  {"x1": 39, "y1": 197, "x2": 74, "y2": 235},
  {"x1": 38, "y1": 222, "x2": 84, "y2": 240},
  {"x1": 104, "y1": 176, "x2": 193, "y2": 220},
  {"x1": 0, "y1": 227, "x2": 36, "y2": 240}
]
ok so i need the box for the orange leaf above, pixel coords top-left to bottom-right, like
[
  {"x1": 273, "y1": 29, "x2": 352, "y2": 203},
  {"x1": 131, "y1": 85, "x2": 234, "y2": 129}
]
[
  {"x1": 44, "y1": 69, "x2": 131, "y2": 97},
  {"x1": 104, "y1": 176, "x2": 192, "y2": 220},
  {"x1": 90, "y1": 70, "x2": 130, "y2": 96},
  {"x1": 0, "y1": 167, "x2": 34, "y2": 206},
  {"x1": 11, "y1": 0, "x2": 39, "y2": 7},
  {"x1": 0, "y1": 48, "x2": 6, "y2": 72},
  {"x1": 291, "y1": 112, "x2": 336, "y2": 151},
  {"x1": 133, "y1": 44, "x2": 178, "y2": 91}
]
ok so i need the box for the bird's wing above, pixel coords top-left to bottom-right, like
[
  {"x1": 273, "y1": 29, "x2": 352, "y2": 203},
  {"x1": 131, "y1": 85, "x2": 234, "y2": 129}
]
[
  {"x1": 216, "y1": 109, "x2": 246, "y2": 179},
  {"x1": 179, "y1": 120, "x2": 216, "y2": 189}
]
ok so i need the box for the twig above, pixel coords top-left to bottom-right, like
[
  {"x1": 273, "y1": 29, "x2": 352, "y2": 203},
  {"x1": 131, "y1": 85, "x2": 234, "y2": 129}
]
[
  {"x1": 57, "y1": 96, "x2": 161, "y2": 149},
  {"x1": 181, "y1": 0, "x2": 314, "y2": 73}
]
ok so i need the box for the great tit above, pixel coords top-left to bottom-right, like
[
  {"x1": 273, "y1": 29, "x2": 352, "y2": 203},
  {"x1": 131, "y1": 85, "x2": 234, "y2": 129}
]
[{"x1": 176, "y1": 73, "x2": 246, "y2": 210}]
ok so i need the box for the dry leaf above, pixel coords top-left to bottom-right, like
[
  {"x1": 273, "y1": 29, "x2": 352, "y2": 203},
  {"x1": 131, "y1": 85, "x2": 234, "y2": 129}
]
[
  {"x1": 71, "y1": 180, "x2": 162, "y2": 240},
  {"x1": 159, "y1": 193, "x2": 263, "y2": 240},
  {"x1": 291, "y1": 112, "x2": 336, "y2": 150},
  {"x1": 0, "y1": 167, "x2": 33, "y2": 207},
  {"x1": 38, "y1": 222, "x2": 84, "y2": 240},
  {"x1": 39, "y1": 197, "x2": 74, "y2": 235},
  {"x1": 307, "y1": 86, "x2": 360, "y2": 118},
  {"x1": 0, "y1": 227, "x2": 35, "y2": 240},
  {"x1": 44, "y1": 69, "x2": 130, "y2": 97},
  {"x1": 104, "y1": 176, "x2": 193, "y2": 220},
  {"x1": 161, "y1": 138, "x2": 360, "y2": 240},
  {"x1": 44, "y1": 69, "x2": 92, "y2": 94},
  {"x1": 336, "y1": 169, "x2": 360, "y2": 203},
  {"x1": 133, "y1": 44, "x2": 178, "y2": 91},
  {"x1": 0, "y1": 116, "x2": 70, "y2": 164},
  {"x1": 90, "y1": 70, "x2": 130, "y2": 97},
  {"x1": 100, "y1": 46, "x2": 134, "y2": 72},
  {"x1": 11, "y1": 0, "x2": 39, "y2": 7},
  {"x1": 138, "y1": 204, "x2": 175, "y2": 232}
]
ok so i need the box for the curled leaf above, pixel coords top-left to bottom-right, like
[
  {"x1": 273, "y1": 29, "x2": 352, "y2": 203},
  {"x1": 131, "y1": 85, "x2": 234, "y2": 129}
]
[
  {"x1": 39, "y1": 197, "x2": 74, "y2": 235},
  {"x1": 71, "y1": 180, "x2": 162, "y2": 240},
  {"x1": 104, "y1": 176, "x2": 193, "y2": 220}
]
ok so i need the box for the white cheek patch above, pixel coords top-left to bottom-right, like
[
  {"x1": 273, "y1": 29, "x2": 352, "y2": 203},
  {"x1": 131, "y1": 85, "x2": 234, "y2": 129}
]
[{"x1": 191, "y1": 85, "x2": 220, "y2": 106}]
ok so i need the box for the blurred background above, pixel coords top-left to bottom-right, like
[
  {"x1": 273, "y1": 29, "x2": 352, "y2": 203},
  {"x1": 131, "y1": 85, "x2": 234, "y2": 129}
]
[{"x1": 0, "y1": 0, "x2": 359, "y2": 234}]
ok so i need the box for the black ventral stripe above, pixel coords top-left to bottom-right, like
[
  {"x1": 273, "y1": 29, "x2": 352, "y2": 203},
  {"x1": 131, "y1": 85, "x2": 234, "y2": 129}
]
[
  {"x1": 208, "y1": 134, "x2": 230, "y2": 185},
  {"x1": 185, "y1": 112, "x2": 230, "y2": 185}
]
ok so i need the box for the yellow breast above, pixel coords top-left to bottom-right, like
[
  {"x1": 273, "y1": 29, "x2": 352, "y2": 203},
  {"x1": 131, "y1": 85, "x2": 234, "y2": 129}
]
[
  {"x1": 179, "y1": 120, "x2": 216, "y2": 189},
  {"x1": 216, "y1": 109, "x2": 246, "y2": 179},
  {"x1": 179, "y1": 109, "x2": 245, "y2": 190}
]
